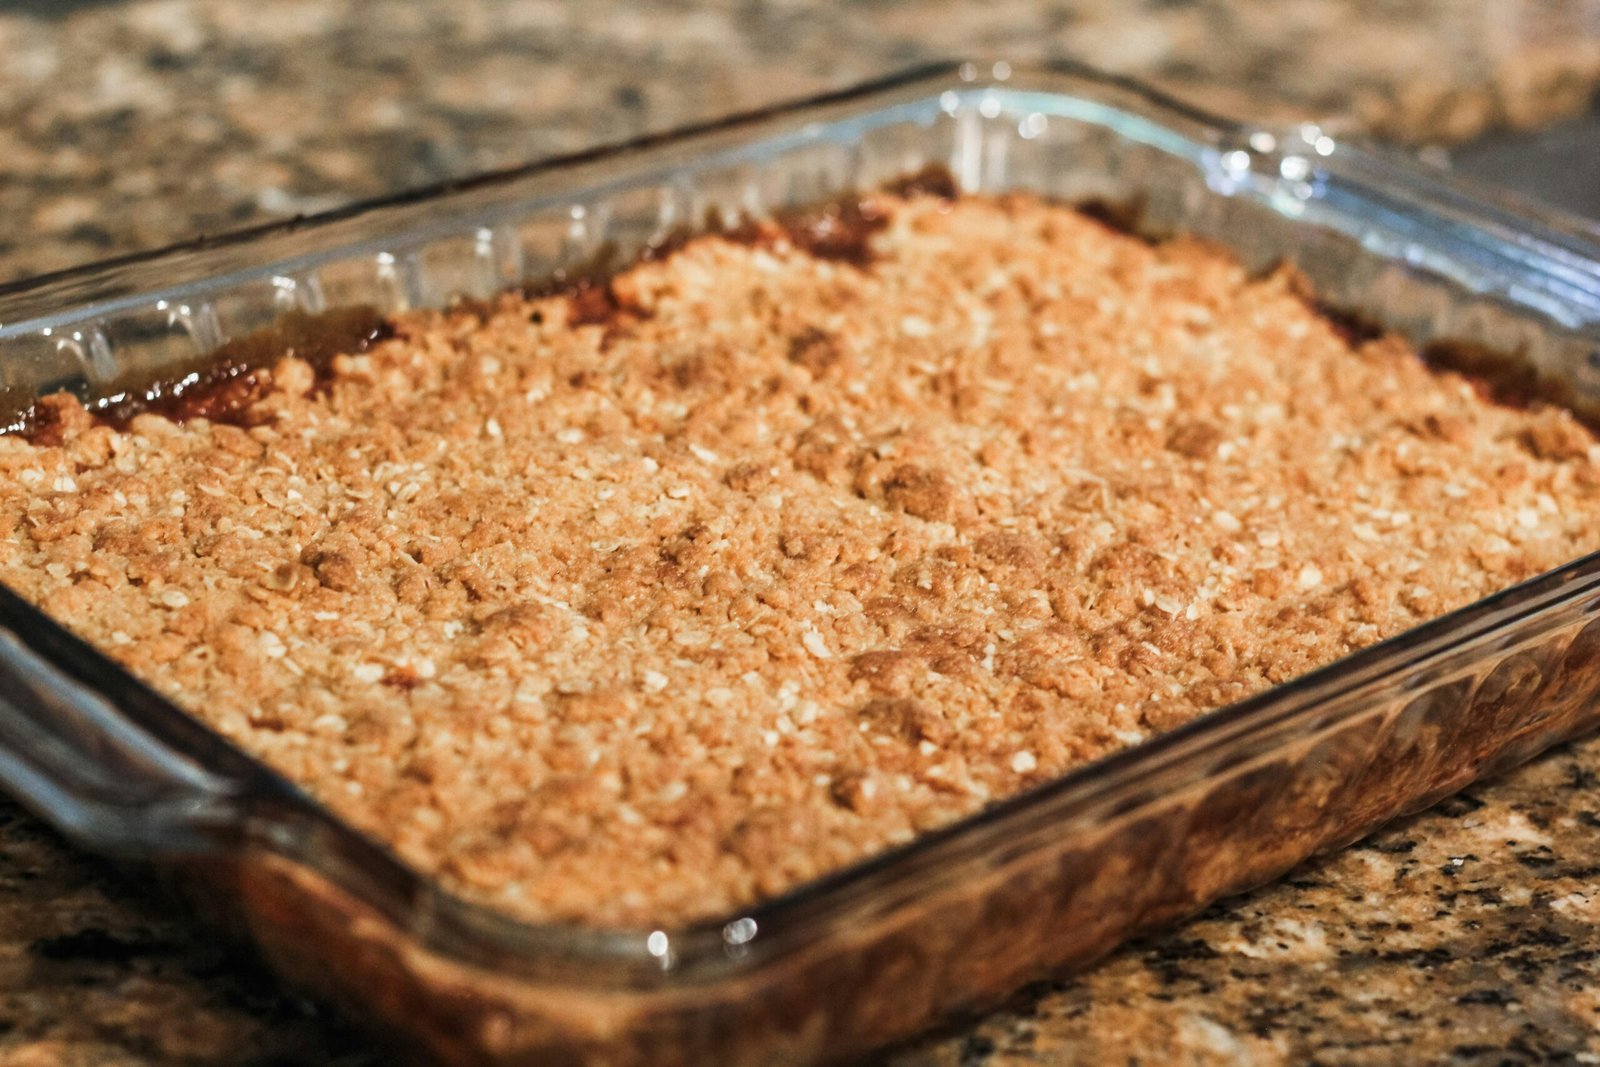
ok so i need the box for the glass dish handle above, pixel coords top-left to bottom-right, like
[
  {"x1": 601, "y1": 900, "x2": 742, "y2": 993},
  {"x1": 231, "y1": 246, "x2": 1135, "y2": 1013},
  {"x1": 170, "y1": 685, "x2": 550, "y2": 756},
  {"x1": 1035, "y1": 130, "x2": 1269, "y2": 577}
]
[{"x1": 0, "y1": 591, "x2": 252, "y2": 857}]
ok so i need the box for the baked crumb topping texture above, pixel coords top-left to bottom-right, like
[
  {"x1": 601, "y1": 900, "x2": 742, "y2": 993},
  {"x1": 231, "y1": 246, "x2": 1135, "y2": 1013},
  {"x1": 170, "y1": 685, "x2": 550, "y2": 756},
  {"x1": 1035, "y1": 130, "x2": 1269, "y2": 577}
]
[{"x1": 2, "y1": 192, "x2": 1597, "y2": 927}]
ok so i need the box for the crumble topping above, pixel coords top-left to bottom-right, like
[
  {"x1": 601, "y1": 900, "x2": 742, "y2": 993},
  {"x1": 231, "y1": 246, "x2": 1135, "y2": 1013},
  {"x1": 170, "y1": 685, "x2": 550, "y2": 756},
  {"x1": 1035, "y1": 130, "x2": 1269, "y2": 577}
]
[{"x1": 2, "y1": 192, "x2": 1598, "y2": 927}]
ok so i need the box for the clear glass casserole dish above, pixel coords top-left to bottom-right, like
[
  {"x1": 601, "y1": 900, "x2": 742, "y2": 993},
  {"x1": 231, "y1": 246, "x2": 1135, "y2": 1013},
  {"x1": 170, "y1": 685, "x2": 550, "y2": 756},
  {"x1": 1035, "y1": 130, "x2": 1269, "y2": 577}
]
[{"x1": 0, "y1": 61, "x2": 1599, "y2": 1065}]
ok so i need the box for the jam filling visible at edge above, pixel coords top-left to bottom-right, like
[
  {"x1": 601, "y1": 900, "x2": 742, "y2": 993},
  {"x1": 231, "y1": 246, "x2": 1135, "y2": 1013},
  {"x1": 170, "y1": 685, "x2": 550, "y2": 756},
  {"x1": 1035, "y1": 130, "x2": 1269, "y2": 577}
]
[
  {"x1": 13, "y1": 167, "x2": 963, "y2": 442},
  {"x1": 8, "y1": 164, "x2": 1568, "y2": 439}
]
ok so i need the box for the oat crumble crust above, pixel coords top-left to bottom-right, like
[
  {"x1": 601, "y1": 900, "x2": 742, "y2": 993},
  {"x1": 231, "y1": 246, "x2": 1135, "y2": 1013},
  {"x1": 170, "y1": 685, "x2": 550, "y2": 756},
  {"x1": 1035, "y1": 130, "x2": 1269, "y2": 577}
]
[{"x1": 2, "y1": 192, "x2": 1598, "y2": 927}]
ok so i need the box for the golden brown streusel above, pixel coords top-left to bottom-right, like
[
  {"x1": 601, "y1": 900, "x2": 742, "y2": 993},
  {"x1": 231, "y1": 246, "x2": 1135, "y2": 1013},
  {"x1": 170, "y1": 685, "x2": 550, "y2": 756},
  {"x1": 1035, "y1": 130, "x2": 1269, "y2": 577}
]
[{"x1": 3, "y1": 193, "x2": 1599, "y2": 927}]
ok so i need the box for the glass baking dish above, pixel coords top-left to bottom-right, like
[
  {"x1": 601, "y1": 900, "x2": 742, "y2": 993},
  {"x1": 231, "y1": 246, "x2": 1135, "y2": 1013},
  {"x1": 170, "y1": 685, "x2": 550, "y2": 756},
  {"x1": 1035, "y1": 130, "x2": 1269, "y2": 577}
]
[{"x1": 1, "y1": 60, "x2": 1599, "y2": 1066}]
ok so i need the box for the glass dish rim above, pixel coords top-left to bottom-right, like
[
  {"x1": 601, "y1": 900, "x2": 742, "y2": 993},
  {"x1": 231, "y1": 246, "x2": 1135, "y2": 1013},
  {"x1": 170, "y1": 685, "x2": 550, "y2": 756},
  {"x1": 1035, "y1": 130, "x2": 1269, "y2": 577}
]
[{"x1": 2, "y1": 58, "x2": 1599, "y2": 985}]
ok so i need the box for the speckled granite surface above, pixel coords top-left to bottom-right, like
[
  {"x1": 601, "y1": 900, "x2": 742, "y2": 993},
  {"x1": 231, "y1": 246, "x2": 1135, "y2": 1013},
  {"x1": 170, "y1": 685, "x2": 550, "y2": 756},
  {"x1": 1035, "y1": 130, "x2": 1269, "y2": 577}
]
[
  {"x1": 4, "y1": 0, "x2": 1599, "y2": 283},
  {"x1": 1, "y1": 2, "x2": 1600, "y2": 1064}
]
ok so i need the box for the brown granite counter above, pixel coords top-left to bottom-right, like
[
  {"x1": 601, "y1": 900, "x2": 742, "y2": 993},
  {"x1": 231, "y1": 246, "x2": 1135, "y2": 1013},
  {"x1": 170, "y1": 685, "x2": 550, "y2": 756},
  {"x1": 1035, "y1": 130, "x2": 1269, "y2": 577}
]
[
  {"x1": 6, "y1": 0, "x2": 1599, "y2": 282},
  {"x1": 1, "y1": 2, "x2": 1600, "y2": 1064}
]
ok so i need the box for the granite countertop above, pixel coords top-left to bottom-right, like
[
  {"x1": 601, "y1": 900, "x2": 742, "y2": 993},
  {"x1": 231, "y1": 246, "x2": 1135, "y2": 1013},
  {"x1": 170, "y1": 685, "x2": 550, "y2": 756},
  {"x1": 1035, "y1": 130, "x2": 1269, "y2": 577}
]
[{"x1": 3, "y1": 2, "x2": 1600, "y2": 1064}]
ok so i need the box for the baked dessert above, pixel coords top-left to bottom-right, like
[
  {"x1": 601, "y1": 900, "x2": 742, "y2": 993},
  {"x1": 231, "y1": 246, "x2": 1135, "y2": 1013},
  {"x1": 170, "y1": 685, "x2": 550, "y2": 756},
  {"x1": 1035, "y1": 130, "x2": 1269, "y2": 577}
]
[{"x1": 2, "y1": 189, "x2": 1597, "y2": 928}]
